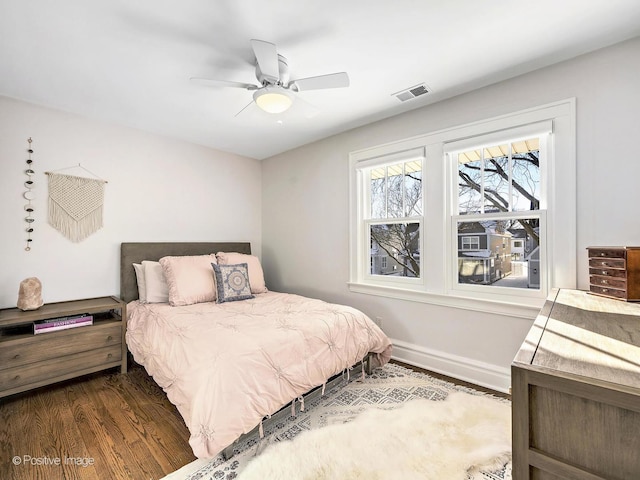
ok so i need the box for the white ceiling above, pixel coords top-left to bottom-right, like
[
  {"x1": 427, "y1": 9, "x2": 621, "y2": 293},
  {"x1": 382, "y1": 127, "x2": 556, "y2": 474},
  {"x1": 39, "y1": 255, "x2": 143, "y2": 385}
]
[{"x1": 2, "y1": 1, "x2": 640, "y2": 160}]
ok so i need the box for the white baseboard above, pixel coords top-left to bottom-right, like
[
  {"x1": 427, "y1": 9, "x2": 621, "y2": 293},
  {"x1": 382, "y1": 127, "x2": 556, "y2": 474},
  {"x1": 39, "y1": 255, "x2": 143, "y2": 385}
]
[{"x1": 390, "y1": 338, "x2": 511, "y2": 394}]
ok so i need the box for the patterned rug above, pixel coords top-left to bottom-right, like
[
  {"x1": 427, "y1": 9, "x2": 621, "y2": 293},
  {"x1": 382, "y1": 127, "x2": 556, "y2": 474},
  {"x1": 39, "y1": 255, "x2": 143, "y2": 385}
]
[{"x1": 163, "y1": 363, "x2": 512, "y2": 480}]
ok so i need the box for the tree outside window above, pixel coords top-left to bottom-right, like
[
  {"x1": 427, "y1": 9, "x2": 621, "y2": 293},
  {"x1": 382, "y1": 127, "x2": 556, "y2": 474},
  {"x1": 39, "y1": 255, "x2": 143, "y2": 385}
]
[{"x1": 456, "y1": 138, "x2": 541, "y2": 289}]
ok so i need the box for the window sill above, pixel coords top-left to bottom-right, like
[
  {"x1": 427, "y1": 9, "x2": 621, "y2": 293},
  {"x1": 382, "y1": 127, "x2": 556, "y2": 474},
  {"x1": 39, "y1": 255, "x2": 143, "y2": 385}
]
[{"x1": 347, "y1": 282, "x2": 542, "y2": 319}]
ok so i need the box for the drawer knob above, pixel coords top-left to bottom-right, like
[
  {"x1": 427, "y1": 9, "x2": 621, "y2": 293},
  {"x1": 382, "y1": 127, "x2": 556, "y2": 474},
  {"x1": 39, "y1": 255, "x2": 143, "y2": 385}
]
[
  {"x1": 602, "y1": 270, "x2": 608, "y2": 275},
  {"x1": 107, "y1": 353, "x2": 113, "y2": 359},
  {"x1": 602, "y1": 262, "x2": 608, "y2": 267},
  {"x1": 600, "y1": 252, "x2": 606, "y2": 256},
  {"x1": 602, "y1": 280, "x2": 608, "y2": 284},
  {"x1": 13, "y1": 354, "x2": 20, "y2": 360},
  {"x1": 107, "y1": 335, "x2": 113, "y2": 341},
  {"x1": 602, "y1": 288, "x2": 609, "y2": 293},
  {"x1": 13, "y1": 375, "x2": 20, "y2": 381}
]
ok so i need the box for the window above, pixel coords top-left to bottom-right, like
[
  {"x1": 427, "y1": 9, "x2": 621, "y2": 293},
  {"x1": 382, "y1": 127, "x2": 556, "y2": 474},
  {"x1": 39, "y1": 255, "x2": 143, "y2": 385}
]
[
  {"x1": 349, "y1": 99, "x2": 576, "y2": 316},
  {"x1": 461, "y1": 236, "x2": 480, "y2": 250},
  {"x1": 451, "y1": 133, "x2": 545, "y2": 293},
  {"x1": 363, "y1": 153, "x2": 424, "y2": 281}
]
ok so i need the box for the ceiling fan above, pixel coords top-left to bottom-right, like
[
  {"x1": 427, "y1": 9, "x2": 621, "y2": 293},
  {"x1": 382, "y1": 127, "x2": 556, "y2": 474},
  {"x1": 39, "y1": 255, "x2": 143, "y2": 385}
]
[{"x1": 191, "y1": 39, "x2": 350, "y2": 116}]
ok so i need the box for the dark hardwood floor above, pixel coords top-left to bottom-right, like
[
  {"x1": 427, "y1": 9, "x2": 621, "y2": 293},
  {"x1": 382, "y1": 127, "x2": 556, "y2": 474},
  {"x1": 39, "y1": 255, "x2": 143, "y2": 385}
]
[
  {"x1": 0, "y1": 362, "x2": 194, "y2": 480},
  {"x1": 0, "y1": 359, "x2": 509, "y2": 480}
]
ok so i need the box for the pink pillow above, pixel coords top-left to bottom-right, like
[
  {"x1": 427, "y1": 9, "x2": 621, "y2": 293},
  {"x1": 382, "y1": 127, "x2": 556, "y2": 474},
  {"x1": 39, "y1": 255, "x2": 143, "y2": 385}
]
[
  {"x1": 159, "y1": 254, "x2": 218, "y2": 306},
  {"x1": 216, "y1": 252, "x2": 268, "y2": 294}
]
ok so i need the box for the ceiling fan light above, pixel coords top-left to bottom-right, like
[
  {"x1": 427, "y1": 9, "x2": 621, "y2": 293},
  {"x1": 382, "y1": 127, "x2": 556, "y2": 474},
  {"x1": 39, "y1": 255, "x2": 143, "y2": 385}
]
[{"x1": 253, "y1": 87, "x2": 293, "y2": 114}]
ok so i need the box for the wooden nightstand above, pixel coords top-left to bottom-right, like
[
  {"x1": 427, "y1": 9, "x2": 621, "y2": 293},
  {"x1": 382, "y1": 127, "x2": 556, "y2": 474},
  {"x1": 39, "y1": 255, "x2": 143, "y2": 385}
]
[{"x1": 0, "y1": 296, "x2": 127, "y2": 399}]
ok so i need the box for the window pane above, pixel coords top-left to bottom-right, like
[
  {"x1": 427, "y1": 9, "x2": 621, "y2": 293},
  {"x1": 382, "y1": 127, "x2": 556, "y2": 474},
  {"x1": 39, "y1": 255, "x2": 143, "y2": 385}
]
[
  {"x1": 457, "y1": 151, "x2": 483, "y2": 214},
  {"x1": 370, "y1": 222, "x2": 420, "y2": 278},
  {"x1": 404, "y1": 161, "x2": 422, "y2": 216},
  {"x1": 370, "y1": 168, "x2": 386, "y2": 218},
  {"x1": 370, "y1": 160, "x2": 423, "y2": 219},
  {"x1": 511, "y1": 138, "x2": 540, "y2": 211},
  {"x1": 457, "y1": 218, "x2": 540, "y2": 289},
  {"x1": 387, "y1": 163, "x2": 404, "y2": 217},
  {"x1": 483, "y1": 144, "x2": 509, "y2": 213}
]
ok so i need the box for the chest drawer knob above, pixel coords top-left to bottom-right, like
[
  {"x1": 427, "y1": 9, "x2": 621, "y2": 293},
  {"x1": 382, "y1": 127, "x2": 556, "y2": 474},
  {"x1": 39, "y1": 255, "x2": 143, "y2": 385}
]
[
  {"x1": 13, "y1": 375, "x2": 20, "y2": 381},
  {"x1": 13, "y1": 354, "x2": 20, "y2": 360},
  {"x1": 107, "y1": 335, "x2": 113, "y2": 341}
]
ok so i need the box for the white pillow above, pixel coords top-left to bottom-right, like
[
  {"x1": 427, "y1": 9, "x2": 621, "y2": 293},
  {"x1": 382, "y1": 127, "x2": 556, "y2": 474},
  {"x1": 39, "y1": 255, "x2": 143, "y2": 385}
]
[
  {"x1": 142, "y1": 260, "x2": 169, "y2": 303},
  {"x1": 216, "y1": 252, "x2": 268, "y2": 294},
  {"x1": 132, "y1": 263, "x2": 147, "y2": 303},
  {"x1": 159, "y1": 254, "x2": 218, "y2": 306}
]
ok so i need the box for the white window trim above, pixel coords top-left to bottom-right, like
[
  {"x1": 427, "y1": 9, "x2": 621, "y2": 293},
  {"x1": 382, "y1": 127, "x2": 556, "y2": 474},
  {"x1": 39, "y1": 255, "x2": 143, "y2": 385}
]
[{"x1": 348, "y1": 98, "x2": 576, "y2": 319}]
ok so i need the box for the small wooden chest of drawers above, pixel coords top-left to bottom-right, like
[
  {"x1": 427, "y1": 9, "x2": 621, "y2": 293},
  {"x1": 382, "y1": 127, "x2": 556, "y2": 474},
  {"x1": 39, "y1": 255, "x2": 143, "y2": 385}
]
[{"x1": 587, "y1": 246, "x2": 640, "y2": 301}]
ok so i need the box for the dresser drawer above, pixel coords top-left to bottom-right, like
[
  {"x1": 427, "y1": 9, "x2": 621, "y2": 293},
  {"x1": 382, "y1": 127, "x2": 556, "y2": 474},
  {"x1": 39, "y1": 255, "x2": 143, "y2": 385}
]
[
  {"x1": 589, "y1": 284, "x2": 627, "y2": 300},
  {"x1": 588, "y1": 267, "x2": 626, "y2": 278},
  {"x1": 588, "y1": 248, "x2": 626, "y2": 259},
  {"x1": 0, "y1": 322, "x2": 121, "y2": 370},
  {"x1": 0, "y1": 344, "x2": 121, "y2": 392},
  {"x1": 589, "y1": 275, "x2": 627, "y2": 290},
  {"x1": 588, "y1": 257, "x2": 626, "y2": 270}
]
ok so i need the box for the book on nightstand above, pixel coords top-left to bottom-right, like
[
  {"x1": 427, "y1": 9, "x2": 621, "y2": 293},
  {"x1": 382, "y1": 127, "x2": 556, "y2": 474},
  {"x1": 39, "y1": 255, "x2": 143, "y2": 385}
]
[{"x1": 33, "y1": 313, "x2": 93, "y2": 334}]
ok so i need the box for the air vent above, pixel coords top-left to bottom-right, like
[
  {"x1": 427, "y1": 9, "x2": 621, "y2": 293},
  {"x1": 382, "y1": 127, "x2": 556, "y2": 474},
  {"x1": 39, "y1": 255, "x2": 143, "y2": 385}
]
[{"x1": 392, "y1": 83, "x2": 430, "y2": 102}]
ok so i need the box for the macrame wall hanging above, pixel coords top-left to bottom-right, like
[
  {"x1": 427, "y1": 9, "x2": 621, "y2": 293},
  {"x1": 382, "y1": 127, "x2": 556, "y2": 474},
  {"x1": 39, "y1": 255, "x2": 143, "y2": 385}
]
[{"x1": 45, "y1": 165, "x2": 108, "y2": 243}]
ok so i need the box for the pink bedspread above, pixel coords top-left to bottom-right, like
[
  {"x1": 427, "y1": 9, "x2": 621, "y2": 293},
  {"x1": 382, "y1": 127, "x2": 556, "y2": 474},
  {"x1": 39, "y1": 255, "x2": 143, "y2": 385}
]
[{"x1": 125, "y1": 292, "x2": 392, "y2": 458}]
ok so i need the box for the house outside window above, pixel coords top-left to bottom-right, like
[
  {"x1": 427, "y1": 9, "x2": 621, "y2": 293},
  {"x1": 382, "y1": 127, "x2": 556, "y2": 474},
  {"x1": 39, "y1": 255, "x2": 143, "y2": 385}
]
[{"x1": 349, "y1": 99, "x2": 576, "y2": 316}]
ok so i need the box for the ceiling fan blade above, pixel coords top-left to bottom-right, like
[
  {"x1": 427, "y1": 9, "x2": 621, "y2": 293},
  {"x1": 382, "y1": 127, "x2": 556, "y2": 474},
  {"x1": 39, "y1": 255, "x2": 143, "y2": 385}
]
[
  {"x1": 250, "y1": 39, "x2": 280, "y2": 82},
  {"x1": 292, "y1": 72, "x2": 350, "y2": 92},
  {"x1": 190, "y1": 77, "x2": 258, "y2": 90},
  {"x1": 292, "y1": 95, "x2": 321, "y2": 119}
]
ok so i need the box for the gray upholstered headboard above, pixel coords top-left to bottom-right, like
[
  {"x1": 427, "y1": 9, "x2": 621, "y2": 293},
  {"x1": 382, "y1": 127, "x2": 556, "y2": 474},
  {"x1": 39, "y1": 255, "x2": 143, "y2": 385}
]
[{"x1": 120, "y1": 242, "x2": 252, "y2": 303}]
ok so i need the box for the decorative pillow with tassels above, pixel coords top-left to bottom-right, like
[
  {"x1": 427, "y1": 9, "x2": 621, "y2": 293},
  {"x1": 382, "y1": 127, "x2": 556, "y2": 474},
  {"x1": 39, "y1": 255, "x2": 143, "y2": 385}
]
[{"x1": 211, "y1": 263, "x2": 254, "y2": 303}]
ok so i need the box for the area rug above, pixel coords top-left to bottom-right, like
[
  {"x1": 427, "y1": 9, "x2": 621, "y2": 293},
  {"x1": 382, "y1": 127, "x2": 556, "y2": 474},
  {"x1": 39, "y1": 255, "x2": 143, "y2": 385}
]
[{"x1": 163, "y1": 363, "x2": 512, "y2": 480}]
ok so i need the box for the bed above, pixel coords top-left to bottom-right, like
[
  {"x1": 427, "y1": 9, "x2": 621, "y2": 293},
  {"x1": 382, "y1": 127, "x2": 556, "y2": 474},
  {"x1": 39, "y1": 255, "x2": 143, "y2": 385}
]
[{"x1": 121, "y1": 242, "x2": 392, "y2": 459}]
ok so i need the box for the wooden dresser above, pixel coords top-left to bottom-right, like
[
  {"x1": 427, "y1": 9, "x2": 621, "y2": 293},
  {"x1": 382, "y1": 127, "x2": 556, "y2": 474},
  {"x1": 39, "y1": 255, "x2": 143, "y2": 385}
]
[
  {"x1": 0, "y1": 296, "x2": 126, "y2": 398},
  {"x1": 512, "y1": 289, "x2": 640, "y2": 480},
  {"x1": 588, "y1": 246, "x2": 640, "y2": 301}
]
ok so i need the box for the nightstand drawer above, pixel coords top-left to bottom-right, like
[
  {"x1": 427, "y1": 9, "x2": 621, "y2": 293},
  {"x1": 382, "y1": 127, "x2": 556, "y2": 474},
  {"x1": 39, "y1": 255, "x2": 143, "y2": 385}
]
[
  {"x1": 588, "y1": 257, "x2": 626, "y2": 270},
  {"x1": 0, "y1": 344, "x2": 121, "y2": 392},
  {"x1": 589, "y1": 275, "x2": 627, "y2": 290},
  {"x1": 0, "y1": 322, "x2": 121, "y2": 370}
]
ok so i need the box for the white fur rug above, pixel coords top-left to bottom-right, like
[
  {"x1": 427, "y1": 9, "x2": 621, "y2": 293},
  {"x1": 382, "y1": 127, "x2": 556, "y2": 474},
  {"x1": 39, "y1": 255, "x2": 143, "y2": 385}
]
[{"x1": 240, "y1": 391, "x2": 511, "y2": 480}]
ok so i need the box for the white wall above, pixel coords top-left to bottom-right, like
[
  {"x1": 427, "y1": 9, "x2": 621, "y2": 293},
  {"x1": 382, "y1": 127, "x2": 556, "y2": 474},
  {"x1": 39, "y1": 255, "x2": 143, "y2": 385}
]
[
  {"x1": 261, "y1": 36, "x2": 640, "y2": 392},
  {"x1": 0, "y1": 96, "x2": 262, "y2": 308}
]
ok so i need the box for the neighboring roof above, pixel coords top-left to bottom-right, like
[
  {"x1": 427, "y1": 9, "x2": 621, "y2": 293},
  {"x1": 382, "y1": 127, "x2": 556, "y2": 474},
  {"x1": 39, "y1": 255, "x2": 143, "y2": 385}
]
[{"x1": 460, "y1": 251, "x2": 492, "y2": 258}]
